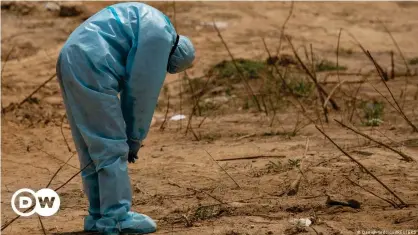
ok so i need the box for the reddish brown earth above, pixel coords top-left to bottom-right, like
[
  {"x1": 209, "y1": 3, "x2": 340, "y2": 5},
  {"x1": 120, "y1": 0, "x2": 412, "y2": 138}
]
[{"x1": 2, "y1": 1, "x2": 418, "y2": 235}]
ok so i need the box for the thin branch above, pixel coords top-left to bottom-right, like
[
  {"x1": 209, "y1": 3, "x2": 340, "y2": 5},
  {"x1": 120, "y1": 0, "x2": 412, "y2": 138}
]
[
  {"x1": 160, "y1": 96, "x2": 170, "y2": 131},
  {"x1": 18, "y1": 73, "x2": 57, "y2": 107},
  {"x1": 235, "y1": 133, "x2": 256, "y2": 141},
  {"x1": 46, "y1": 153, "x2": 76, "y2": 188},
  {"x1": 349, "y1": 34, "x2": 413, "y2": 127},
  {"x1": 268, "y1": 95, "x2": 277, "y2": 127},
  {"x1": 12, "y1": 133, "x2": 77, "y2": 170},
  {"x1": 315, "y1": 125, "x2": 408, "y2": 207},
  {"x1": 323, "y1": 80, "x2": 346, "y2": 109},
  {"x1": 347, "y1": 33, "x2": 389, "y2": 81},
  {"x1": 336, "y1": 28, "x2": 342, "y2": 83},
  {"x1": 310, "y1": 226, "x2": 321, "y2": 235},
  {"x1": 366, "y1": 51, "x2": 418, "y2": 132},
  {"x1": 1, "y1": 45, "x2": 16, "y2": 78},
  {"x1": 186, "y1": 187, "x2": 225, "y2": 204},
  {"x1": 186, "y1": 75, "x2": 212, "y2": 135},
  {"x1": 261, "y1": 94, "x2": 269, "y2": 116},
  {"x1": 390, "y1": 51, "x2": 395, "y2": 79},
  {"x1": 378, "y1": 20, "x2": 411, "y2": 76},
  {"x1": 344, "y1": 176, "x2": 399, "y2": 208},
  {"x1": 310, "y1": 44, "x2": 329, "y2": 123},
  {"x1": 261, "y1": 38, "x2": 307, "y2": 113},
  {"x1": 172, "y1": 1, "x2": 177, "y2": 29},
  {"x1": 286, "y1": 36, "x2": 340, "y2": 111},
  {"x1": 335, "y1": 119, "x2": 414, "y2": 162},
  {"x1": 370, "y1": 84, "x2": 399, "y2": 113},
  {"x1": 197, "y1": 116, "x2": 207, "y2": 128},
  {"x1": 288, "y1": 138, "x2": 310, "y2": 195},
  {"x1": 216, "y1": 155, "x2": 286, "y2": 162},
  {"x1": 204, "y1": 150, "x2": 241, "y2": 189},
  {"x1": 4, "y1": 73, "x2": 57, "y2": 112},
  {"x1": 32, "y1": 146, "x2": 78, "y2": 170},
  {"x1": 60, "y1": 114, "x2": 72, "y2": 152},
  {"x1": 1, "y1": 155, "x2": 87, "y2": 231},
  {"x1": 54, "y1": 160, "x2": 94, "y2": 192},
  {"x1": 168, "y1": 180, "x2": 225, "y2": 205},
  {"x1": 184, "y1": 71, "x2": 202, "y2": 115},
  {"x1": 189, "y1": 126, "x2": 200, "y2": 141},
  {"x1": 1, "y1": 45, "x2": 16, "y2": 112},
  {"x1": 275, "y1": 1, "x2": 294, "y2": 57},
  {"x1": 213, "y1": 21, "x2": 262, "y2": 112},
  {"x1": 262, "y1": 38, "x2": 287, "y2": 91},
  {"x1": 310, "y1": 44, "x2": 317, "y2": 81},
  {"x1": 37, "y1": 215, "x2": 47, "y2": 235}
]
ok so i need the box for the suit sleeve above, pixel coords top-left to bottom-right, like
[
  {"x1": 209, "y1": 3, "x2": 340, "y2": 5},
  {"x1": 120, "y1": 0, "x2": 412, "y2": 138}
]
[{"x1": 120, "y1": 24, "x2": 172, "y2": 146}]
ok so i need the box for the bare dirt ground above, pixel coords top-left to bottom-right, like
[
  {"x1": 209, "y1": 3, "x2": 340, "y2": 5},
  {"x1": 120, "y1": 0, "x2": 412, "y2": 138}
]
[{"x1": 2, "y1": 1, "x2": 418, "y2": 235}]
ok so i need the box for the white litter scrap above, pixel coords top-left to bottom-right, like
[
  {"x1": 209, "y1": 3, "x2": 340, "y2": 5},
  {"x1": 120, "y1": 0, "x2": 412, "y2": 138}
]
[
  {"x1": 204, "y1": 96, "x2": 230, "y2": 104},
  {"x1": 289, "y1": 218, "x2": 312, "y2": 227},
  {"x1": 201, "y1": 21, "x2": 229, "y2": 29},
  {"x1": 170, "y1": 114, "x2": 186, "y2": 121},
  {"x1": 45, "y1": 2, "x2": 60, "y2": 11}
]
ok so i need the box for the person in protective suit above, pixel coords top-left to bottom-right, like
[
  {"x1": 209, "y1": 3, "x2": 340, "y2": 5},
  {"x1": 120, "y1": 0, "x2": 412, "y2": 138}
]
[{"x1": 56, "y1": 2, "x2": 195, "y2": 234}]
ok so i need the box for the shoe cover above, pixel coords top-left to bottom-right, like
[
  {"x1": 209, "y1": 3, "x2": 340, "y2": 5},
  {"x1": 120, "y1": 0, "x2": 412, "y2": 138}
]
[
  {"x1": 119, "y1": 212, "x2": 157, "y2": 234},
  {"x1": 96, "y1": 212, "x2": 157, "y2": 235}
]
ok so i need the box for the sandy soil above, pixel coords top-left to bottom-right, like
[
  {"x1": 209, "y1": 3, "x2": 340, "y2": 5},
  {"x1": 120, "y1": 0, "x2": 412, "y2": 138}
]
[{"x1": 2, "y1": 1, "x2": 418, "y2": 235}]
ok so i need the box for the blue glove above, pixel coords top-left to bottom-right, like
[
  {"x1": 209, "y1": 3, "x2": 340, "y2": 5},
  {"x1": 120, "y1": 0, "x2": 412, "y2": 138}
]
[{"x1": 127, "y1": 139, "x2": 141, "y2": 163}]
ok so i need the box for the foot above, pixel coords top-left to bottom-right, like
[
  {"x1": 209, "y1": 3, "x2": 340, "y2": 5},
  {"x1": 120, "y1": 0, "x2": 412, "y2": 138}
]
[
  {"x1": 119, "y1": 212, "x2": 157, "y2": 234},
  {"x1": 96, "y1": 212, "x2": 157, "y2": 235}
]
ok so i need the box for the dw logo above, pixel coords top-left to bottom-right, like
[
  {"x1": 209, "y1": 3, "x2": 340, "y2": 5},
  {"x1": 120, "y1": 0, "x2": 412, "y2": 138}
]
[{"x1": 11, "y1": 188, "x2": 60, "y2": 217}]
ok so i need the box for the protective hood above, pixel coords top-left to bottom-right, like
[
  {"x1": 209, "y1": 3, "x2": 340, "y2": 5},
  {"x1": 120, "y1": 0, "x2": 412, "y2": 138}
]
[{"x1": 167, "y1": 35, "x2": 195, "y2": 74}]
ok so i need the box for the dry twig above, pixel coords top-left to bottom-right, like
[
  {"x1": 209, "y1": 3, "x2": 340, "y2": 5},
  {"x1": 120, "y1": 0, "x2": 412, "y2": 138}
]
[
  {"x1": 37, "y1": 215, "x2": 47, "y2": 235},
  {"x1": 4, "y1": 73, "x2": 57, "y2": 112},
  {"x1": 336, "y1": 29, "x2": 342, "y2": 83},
  {"x1": 275, "y1": 1, "x2": 294, "y2": 57},
  {"x1": 323, "y1": 79, "x2": 346, "y2": 109},
  {"x1": 1, "y1": 159, "x2": 93, "y2": 231},
  {"x1": 286, "y1": 36, "x2": 340, "y2": 111},
  {"x1": 349, "y1": 74, "x2": 371, "y2": 122},
  {"x1": 160, "y1": 96, "x2": 170, "y2": 131},
  {"x1": 288, "y1": 138, "x2": 309, "y2": 196},
  {"x1": 315, "y1": 125, "x2": 408, "y2": 208},
  {"x1": 378, "y1": 20, "x2": 411, "y2": 76},
  {"x1": 33, "y1": 146, "x2": 78, "y2": 170},
  {"x1": 216, "y1": 155, "x2": 286, "y2": 162},
  {"x1": 366, "y1": 51, "x2": 418, "y2": 132},
  {"x1": 46, "y1": 153, "x2": 76, "y2": 188},
  {"x1": 204, "y1": 150, "x2": 241, "y2": 189},
  {"x1": 213, "y1": 21, "x2": 262, "y2": 112},
  {"x1": 1, "y1": 45, "x2": 16, "y2": 78},
  {"x1": 262, "y1": 38, "x2": 307, "y2": 113},
  {"x1": 185, "y1": 75, "x2": 212, "y2": 135},
  {"x1": 335, "y1": 119, "x2": 414, "y2": 162},
  {"x1": 344, "y1": 176, "x2": 399, "y2": 208},
  {"x1": 60, "y1": 114, "x2": 72, "y2": 152}
]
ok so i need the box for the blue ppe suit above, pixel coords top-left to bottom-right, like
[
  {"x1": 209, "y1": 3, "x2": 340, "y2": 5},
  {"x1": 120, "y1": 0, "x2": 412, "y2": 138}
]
[{"x1": 56, "y1": 2, "x2": 195, "y2": 234}]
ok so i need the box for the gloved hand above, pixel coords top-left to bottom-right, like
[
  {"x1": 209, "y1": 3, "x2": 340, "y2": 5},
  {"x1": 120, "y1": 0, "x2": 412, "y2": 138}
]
[{"x1": 127, "y1": 139, "x2": 141, "y2": 163}]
